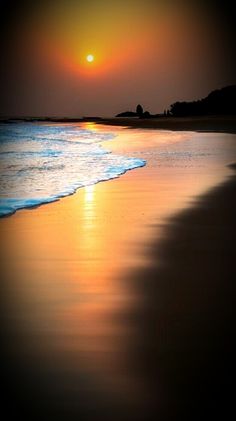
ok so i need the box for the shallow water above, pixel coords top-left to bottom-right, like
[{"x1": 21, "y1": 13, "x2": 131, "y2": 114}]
[{"x1": 0, "y1": 122, "x2": 145, "y2": 216}]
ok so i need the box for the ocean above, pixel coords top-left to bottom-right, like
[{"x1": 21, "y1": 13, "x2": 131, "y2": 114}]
[{"x1": 0, "y1": 122, "x2": 145, "y2": 216}]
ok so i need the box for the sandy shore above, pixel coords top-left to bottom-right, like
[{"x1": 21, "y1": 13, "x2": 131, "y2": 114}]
[
  {"x1": 5, "y1": 115, "x2": 236, "y2": 133},
  {"x1": 97, "y1": 115, "x2": 236, "y2": 133},
  {"x1": 0, "y1": 126, "x2": 236, "y2": 419}
]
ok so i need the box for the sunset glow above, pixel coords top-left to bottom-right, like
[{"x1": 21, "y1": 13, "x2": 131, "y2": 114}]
[{"x1": 1, "y1": 1, "x2": 235, "y2": 117}]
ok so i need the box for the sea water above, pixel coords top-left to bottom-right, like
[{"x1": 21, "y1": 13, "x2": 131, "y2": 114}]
[{"x1": 0, "y1": 122, "x2": 145, "y2": 216}]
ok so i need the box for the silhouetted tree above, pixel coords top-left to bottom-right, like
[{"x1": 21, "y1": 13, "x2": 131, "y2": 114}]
[
  {"x1": 142, "y1": 111, "x2": 151, "y2": 118},
  {"x1": 136, "y1": 104, "x2": 143, "y2": 116}
]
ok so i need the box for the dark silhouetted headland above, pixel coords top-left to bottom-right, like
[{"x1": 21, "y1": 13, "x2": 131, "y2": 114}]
[
  {"x1": 169, "y1": 85, "x2": 236, "y2": 117},
  {"x1": 115, "y1": 86, "x2": 236, "y2": 120}
]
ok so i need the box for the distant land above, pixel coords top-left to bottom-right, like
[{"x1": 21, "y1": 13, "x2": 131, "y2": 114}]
[
  {"x1": 169, "y1": 85, "x2": 236, "y2": 117},
  {"x1": 1, "y1": 86, "x2": 236, "y2": 135},
  {"x1": 116, "y1": 85, "x2": 236, "y2": 118}
]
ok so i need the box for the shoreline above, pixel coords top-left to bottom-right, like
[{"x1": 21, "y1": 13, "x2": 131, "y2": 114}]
[
  {"x1": 2, "y1": 115, "x2": 236, "y2": 134},
  {"x1": 3, "y1": 118, "x2": 236, "y2": 220},
  {"x1": 96, "y1": 115, "x2": 236, "y2": 133}
]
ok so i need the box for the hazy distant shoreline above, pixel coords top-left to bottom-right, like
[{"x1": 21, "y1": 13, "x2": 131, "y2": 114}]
[{"x1": 2, "y1": 115, "x2": 236, "y2": 134}]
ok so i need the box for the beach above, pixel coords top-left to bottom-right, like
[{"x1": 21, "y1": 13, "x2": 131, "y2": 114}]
[
  {"x1": 98, "y1": 115, "x2": 236, "y2": 133},
  {"x1": 0, "y1": 124, "x2": 236, "y2": 420}
]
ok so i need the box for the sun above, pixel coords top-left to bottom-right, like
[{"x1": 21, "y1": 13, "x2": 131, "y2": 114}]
[{"x1": 86, "y1": 54, "x2": 94, "y2": 63}]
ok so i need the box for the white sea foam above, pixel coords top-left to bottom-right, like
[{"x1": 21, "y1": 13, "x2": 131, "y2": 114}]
[{"x1": 0, "y1": 123, "x2": 145, "y2": 216}]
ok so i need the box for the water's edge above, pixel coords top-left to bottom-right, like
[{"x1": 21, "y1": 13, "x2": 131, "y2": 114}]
[{"x1": 0, "y1": 123, "x2": 146, "y2": 217}]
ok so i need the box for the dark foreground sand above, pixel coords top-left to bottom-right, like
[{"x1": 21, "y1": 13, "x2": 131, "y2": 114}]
[
  {"x1": 97, "y1": 115, "x2": 236, "y2": 133},
  {"x1": 121, "y1": 165, "x2": 236, "y2": 420},
  {"x1": 1, "y1": 164, "x2": 235, "y2": 420}
]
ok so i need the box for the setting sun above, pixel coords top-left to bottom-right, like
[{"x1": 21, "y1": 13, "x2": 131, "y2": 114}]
[{"x1": 86, "y1": 54, "x2": 94, "y2": 63}]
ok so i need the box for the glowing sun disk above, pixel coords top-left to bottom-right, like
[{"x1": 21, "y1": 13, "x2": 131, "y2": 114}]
[{"x1": 86, "y1": 54, "x2": 94, "y2": 63}]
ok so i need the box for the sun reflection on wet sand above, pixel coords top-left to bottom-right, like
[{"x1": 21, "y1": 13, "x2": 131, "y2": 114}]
[{"x1": 84, "y1": 184, "x2": 95, "y2": 202}]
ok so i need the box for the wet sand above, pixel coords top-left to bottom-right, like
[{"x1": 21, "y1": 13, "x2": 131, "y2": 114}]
[{"x1": 0, "y1": 126, "x2": 236, "y2": 420}]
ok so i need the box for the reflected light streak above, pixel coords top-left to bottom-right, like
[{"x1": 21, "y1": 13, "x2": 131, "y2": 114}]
[{"x1": 84, "y1": 184, "x2": 95, "y2": 203}]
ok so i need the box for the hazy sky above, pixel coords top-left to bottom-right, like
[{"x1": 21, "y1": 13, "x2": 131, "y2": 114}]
[{"x1": 1, "y1": 0, "x2": 235, "y2": 117}]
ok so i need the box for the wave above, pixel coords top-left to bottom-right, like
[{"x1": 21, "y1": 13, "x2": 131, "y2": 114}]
[{"x1": 0, "y1": 123, "x2": 146, "y2": 217}]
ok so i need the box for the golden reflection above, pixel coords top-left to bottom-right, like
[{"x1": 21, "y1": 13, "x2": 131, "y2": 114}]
[
  {"x1": 82, "y1": 184, "x2": 95, "y2": 234},
  {"x1": 83, "y1": 122, "x2": 98, "y2": 131},
  {"x1": 84, "y1": 184, "x2": 95, "y2": 203}
]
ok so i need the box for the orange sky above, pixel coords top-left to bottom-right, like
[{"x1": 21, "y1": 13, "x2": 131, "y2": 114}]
[{"x1": 1, "y1": 0, "x2": 235, "y2": 116}]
